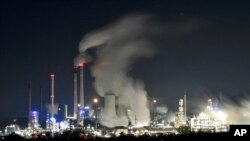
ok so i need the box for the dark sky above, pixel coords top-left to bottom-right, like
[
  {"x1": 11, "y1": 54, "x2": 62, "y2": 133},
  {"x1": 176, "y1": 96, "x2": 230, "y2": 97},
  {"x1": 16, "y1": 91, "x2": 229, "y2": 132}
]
[{"x1": 0, "y1": 0, "x2": 250, "y2": 124}]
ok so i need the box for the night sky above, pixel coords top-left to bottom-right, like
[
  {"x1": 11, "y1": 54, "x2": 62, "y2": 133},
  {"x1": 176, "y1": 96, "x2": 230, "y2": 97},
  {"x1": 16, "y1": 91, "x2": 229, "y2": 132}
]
[{"x1": 0, "y1": 0, "x2": 250, "y2": 126}]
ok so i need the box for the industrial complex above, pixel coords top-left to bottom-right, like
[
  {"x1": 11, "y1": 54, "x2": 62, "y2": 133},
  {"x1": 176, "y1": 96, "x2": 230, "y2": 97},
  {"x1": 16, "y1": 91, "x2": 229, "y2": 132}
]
[{"x1": 1, "y1": 53, "x2": 230, "y2": 138}]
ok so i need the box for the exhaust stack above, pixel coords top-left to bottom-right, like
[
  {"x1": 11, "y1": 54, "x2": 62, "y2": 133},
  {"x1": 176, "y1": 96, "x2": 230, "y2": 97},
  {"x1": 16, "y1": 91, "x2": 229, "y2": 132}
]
[
  {"x1": 73, "y1": 72, "x2": 78, "y2": 118},
  {"x1": 79, "y1": 65, "x2": 84, "y2": 109},
  {"x1": 50, "y1": 74, "x2": 55, "y2": 118}
]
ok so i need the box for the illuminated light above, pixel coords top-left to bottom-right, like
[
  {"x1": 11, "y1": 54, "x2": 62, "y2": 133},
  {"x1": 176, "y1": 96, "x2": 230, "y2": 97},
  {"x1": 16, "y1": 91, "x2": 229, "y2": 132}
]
[
  {"x1": 153, "y1": 100, "x2": 157, "y2": 103},
  {"x1": 50, "y1": 117, "x2": 56, "y2": 122},
  {"x1": 84, "y1": 106, "x2": 89, "y2": 109},
  {"x1": 80, "y1": 110, "x2": 85, "y2": 115},
  {"x1": 50, "y1": 96, "x2": 54, "y2": 98},
  {"x1": 78, "y1": 104, "x2": 81, "y2": 107},
  {"x1": 93, "y1": 98, "x2": 98, "y2": 103},
  {"x1": 50, "y1": 74, "x2": 55, "y2": 77},
  {"x1": 191, "y1": 100, "x2": 229, "y2": 132},
  {"x1": 78, "y1": 62, "x2": 86, "y2": 67}
]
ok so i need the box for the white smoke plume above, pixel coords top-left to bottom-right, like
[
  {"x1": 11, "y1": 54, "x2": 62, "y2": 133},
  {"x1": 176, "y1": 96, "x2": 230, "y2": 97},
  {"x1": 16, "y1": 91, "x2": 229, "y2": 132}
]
[
  {"x1": 223, "y1": 97, "x2": 250, "y2": 124},
  {"x1": 76, "y1": 14, "x2": 202, "y2": 127},
  {"x1": 74, "y1": 53, "x2": 92, "y2": 67},
  {"x1": 77, "y1": 14, "x2": 158, "y2": 127}
]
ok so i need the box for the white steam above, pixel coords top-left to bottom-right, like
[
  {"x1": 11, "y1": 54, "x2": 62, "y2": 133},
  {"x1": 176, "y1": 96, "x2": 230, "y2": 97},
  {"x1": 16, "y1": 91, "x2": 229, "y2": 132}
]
[
  {"x1": 156, "y1": 106, "x2": 168, "y2": 114},
  {"x1": 78, "y1": 14, "x2": 157, "y2": 127},
  {"x1": 76, "y1": 14, "x2": 202, "y2": 128},
  {"x1": 223, "y1": 98, "x2": 250, "y2": 124}
]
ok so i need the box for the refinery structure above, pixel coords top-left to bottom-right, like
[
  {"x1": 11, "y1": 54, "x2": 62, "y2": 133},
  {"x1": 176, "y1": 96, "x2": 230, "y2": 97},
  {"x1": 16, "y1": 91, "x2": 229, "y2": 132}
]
[
  {"x1": 1, "y1": 49, "x2": 230, "y2": 139},
  {"x1": 1, "y1": 56, "x2": 230, "y2": 138},
  {"x1": 0, "y1": 16, "x2": 233, "y2": 139}
]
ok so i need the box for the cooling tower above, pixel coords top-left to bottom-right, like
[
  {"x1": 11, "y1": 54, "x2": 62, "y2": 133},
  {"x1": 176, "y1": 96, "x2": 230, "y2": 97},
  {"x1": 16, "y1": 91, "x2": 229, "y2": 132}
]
[{"x1": 104, "y1": 93, "x2": 116, "y2": 117}]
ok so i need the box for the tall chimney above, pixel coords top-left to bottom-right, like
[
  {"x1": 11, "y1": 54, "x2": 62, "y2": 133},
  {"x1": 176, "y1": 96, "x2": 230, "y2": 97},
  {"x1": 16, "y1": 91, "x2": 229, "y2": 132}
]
[
  {"x1": 79, "y1": 65, "x2": 84, "y2": 109},
  {"x1": 65, "y1": 104, "x2": 68, "y2": 119},
  {"x1": 184, "y1": 91, "x2": 187, "y2": 123},
  {"x1": 73, "y1": 72, "x2": 78, "y2": 118},
  {"x1": 28, "y1": 80, "x2": 32, "y2": 126},
  {"x1": 50, "y1": 74, "x2": 55, "y2": 118}
]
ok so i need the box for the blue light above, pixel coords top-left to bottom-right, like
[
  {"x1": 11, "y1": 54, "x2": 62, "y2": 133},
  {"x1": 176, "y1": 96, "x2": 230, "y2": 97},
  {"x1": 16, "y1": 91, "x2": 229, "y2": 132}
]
[
  {"x1": 80, "y1": 110, "x2": 85, "y2": 115},
  {"x1": 30, "y1": 111, "x2": 39, "y2": 116},
  {"x1": 79, "y1": 108, "x2": 89, "y2": 117},
  {"x1": 50, "y1": 117, "x2": 56, "y2": 122}
]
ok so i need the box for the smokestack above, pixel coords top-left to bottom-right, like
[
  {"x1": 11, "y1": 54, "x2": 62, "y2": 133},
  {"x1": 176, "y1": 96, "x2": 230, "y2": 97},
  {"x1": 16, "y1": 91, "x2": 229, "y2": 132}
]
[
  {"x1": 73, "y1": 72, "x2": 78, "y2": 118},
  {"x1": 184, "y1": 91, "x2": 187, "y2": 123},
  {"x1": 50, "y1": 74, "x2": 55, "y2": 118},
  {"x1": 104, "y1": 93, "x2": 116, "y2": 117},
  {"x1": 65, "y1": 105, "x2": 68, "y2": 119},
  {"x1": 28, "y1": 81, "x2": 32, "y2": 126},
  {"x1": 79, "y1": 65, "x2": 84, "y2": 109}
]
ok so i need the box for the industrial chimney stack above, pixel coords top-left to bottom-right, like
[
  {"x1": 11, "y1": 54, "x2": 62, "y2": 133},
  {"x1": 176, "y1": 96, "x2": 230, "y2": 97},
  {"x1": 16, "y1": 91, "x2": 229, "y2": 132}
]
[
  {"x1": 73, "y1": 72, "x2": 78, "y2": 118},
  {"x1": 79, "y1": 65, "x2": 84, "y2": 109},
  {"x1": 50, "y1": 74, "x2": 55, "y2": 118}
]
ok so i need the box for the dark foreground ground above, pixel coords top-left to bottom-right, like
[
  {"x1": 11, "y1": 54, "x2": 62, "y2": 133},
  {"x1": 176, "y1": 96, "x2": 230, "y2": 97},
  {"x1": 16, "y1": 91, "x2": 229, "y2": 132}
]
[{"x1": 1, "y1": 132, "x2": 248, "y2": 141}]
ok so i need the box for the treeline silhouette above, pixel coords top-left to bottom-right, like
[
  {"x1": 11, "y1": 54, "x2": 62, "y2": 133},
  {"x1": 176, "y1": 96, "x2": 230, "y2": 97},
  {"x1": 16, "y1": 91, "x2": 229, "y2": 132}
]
[{"x1": 1, "y1": 132, "x2": 245, "y2": 141}]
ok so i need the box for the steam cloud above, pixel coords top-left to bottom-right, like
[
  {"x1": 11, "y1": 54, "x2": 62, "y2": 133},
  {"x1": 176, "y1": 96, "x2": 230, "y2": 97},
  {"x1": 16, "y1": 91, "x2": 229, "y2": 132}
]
[
  {"x1": 223, "y1": 98, "x2": 250, "y2": 124},
  {"x1": 76, "y1": 14, "x2": 201, "y2": 127},
  {"x1": 77, "y1": 14, "x2": 159, "y2": 127}
]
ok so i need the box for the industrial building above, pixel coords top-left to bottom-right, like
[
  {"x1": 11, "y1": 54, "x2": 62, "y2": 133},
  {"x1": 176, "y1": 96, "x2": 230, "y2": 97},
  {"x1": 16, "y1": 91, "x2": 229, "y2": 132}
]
[
  {"x1": 0, "y1": 52, "x2": 231, "y2": 138},
  {"x1": 190, "y1": 99, "x2": 228, "y2": 132},
  {"x1": 175, "y1": 94, "x2": 187, "y2": 128}
]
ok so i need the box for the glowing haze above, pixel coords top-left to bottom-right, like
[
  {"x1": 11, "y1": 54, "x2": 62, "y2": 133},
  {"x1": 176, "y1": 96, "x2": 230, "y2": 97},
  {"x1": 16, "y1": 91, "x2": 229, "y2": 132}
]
[{"x1": 223, "y1": 98, "x2": 250, "y2": 124}]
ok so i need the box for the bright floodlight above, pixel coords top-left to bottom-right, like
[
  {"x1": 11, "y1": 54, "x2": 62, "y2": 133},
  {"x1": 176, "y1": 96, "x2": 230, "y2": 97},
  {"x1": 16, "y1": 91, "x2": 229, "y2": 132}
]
[
  {"x1": 153, "y1": 99, "x2": 157, "y2": 103},
  {"x1": 93, "y1": 98, "x2": 98, "y2": 103}
]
